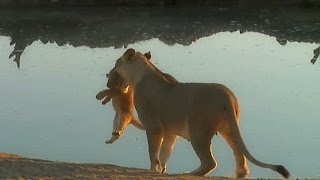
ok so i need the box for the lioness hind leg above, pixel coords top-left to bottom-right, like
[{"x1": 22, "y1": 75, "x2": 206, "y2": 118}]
[
  {"x1": 219, "y1": 125, "x2": 249, "y2": 178},
  {"x1": 189, "y1": 134, "x2": 217, "y2": 176},
  {"x1": 146, "y1": 128, "x2": 164, "y2": 173},
  {"x1": 159, "y1": 134, "x2": 177, "y2": 173}
]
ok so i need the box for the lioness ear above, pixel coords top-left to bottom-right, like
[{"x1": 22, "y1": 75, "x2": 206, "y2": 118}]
[
  {"x1": 144, "y1": 51, "x2": 151, "y2": 60},
  {"x1": 123, "y1": 48, "x2": 136, "y2": 61}
]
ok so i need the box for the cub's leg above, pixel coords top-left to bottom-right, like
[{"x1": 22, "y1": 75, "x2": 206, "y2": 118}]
[
  {"x1": 96, "y1": 89, "x2": 112, "y2": 105},
  {"x1": 159, "y1": 133, "x2": 177, "y2": 173},
  {"x1": 219, "y1": 122, "x2": 249, "y2": 178},
  {"x1": 101, "y1": 96, "x2": 112, "y2": 105},
  {"x1": 96, "y1": 89, "x2": 110, "y2": 100},
  {"x1": 188, "y1": 120, "x2": 217, "y2": 176},
  {"x1": 105, "y1": 114, "x2": 131, "y2": 144},
  {"x1": 105, "y1": 132, "x2": 120, "y2": 144},
  {"x1": 146, "y1": 128, "x2": 164, "y2": 173},
  {"x1": 105, "y1": 114, "x2": 120, "y2": 144}
]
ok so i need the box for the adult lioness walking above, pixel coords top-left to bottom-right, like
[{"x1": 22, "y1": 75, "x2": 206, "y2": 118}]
[{"x1": 111, "y1": 48, "x2": 290, "y2": 178}]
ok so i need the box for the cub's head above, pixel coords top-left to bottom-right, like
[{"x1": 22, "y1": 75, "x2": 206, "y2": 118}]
[{"x1": 106, "y1": 69, "x2": 123, "y2": 90}]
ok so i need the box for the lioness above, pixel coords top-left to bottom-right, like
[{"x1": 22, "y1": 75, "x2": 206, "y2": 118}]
[
  {"x1": 110, "y1": 48, "x2": 290, "y2": 178},
  {"x1": 97, "y1": 52, "x2": 178, "y2": 144}
]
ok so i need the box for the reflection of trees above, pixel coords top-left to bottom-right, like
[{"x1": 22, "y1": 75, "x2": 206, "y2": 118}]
[
  {"x1": 311, "y1": 46, "x2": 320, "y2": 64},
  {"x1": 0, "y1": 7, "x2": 319, "y2": 68}
]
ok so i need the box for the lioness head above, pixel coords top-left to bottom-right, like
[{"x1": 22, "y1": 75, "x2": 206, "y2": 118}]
[{"x1": 109, "y1": 49, "x2": 152, "y2": 91}]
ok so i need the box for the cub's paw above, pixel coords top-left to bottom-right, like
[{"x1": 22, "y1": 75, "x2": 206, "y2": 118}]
[
  {"x1": 112, "y1": 131, "x2": 120, "y2": 136},
  {"x1": 96, "y1": 92, "x2": 106, "y2": 100},
  {"x1": 105, "y1": 140, "x2": 114, "y2": 144}
]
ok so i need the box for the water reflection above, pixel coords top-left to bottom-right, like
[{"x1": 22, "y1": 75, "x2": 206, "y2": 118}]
[
  {"x1": 0, "y1": 7, "x2": 319, "y2": 68},
  {"x1": 1, "y1": 30, "x2": 319, "y2": 178}
]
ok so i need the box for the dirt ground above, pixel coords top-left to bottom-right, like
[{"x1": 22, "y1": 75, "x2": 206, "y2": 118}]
[{"x1": 0, "y1": 152, "x2": 243, "y2": 180}]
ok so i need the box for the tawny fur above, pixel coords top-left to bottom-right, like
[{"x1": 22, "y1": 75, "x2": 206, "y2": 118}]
[
  {"x1": 96, "y1": 70, "x2": 143, "y2": 144},
  {"x1": 97, "y1": 52, "x2": 178, "y2": 144},
  {"x1": 109, "y1": 48, "x2": 290, "y2": 179}
]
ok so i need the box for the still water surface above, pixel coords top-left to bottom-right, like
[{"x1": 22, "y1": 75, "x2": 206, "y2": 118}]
[{"x1": 0, "y1": 31, "x2": 319, "y2": 178}]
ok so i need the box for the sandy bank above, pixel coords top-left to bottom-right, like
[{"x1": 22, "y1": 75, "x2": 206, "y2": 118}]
[{"x1": 0, "y1": 152, "x2": 239, "y2": 180}]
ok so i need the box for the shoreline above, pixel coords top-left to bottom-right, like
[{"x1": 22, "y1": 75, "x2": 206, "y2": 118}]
[{"x1": 0, "y1": 152, "x2": 255, "y2": 180}]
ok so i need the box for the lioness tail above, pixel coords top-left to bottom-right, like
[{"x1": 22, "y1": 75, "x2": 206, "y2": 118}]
[{"x1": 225, "y1": 103, "x2": 290, "y2": 179}]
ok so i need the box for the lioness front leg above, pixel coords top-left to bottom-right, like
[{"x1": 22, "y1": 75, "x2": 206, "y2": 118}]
[
  {"x1": 159, "y1": 133, "x2": 177, "y2": 173},
  {"x1": 146, "y1": 128, "x2": 164, "y2": 173}
]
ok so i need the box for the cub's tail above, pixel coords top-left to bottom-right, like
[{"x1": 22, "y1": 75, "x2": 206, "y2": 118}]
[{"x1": 131, "y1": 116, "x2": 145, "y2": 130}]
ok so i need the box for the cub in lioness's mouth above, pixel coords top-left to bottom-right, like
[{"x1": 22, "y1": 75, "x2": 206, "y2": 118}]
[{"x1": 96, "y1": 70, "x2": 143, "y2": 144}]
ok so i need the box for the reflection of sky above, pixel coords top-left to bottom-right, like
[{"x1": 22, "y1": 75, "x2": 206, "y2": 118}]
[{"x1": 0, "y1": 32, "x2": 319, "y2": 178}]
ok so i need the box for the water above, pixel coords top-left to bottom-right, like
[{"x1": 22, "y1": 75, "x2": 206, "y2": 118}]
[{"x1": 0, "y1": 7, "x2": 320, "y2": 179}]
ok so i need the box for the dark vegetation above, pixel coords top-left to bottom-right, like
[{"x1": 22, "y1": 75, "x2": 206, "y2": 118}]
[{"x1": 0, "y1": 1, "x2": 319, "y2": 67}]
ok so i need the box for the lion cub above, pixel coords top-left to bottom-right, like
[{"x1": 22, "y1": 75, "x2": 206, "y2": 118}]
[
  {"x1": 96, "y1": 69, "x2": 143, "y2": 144},
  {"x1": 96, "y1": 52, "x2": 178, "y2": 144}
]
